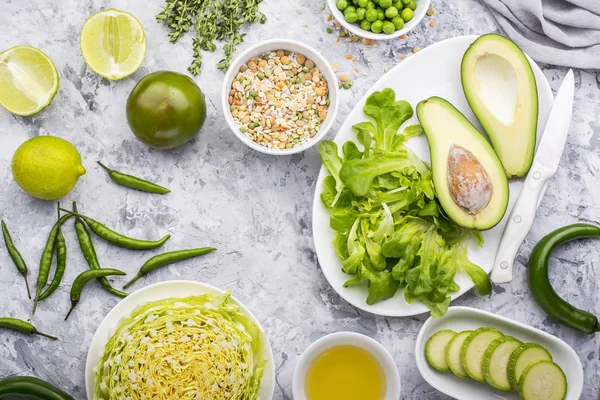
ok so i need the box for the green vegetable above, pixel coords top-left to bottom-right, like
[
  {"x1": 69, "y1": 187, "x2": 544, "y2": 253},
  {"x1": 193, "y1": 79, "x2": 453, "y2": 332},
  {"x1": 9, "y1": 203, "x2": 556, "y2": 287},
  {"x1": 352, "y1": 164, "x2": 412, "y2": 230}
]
[
  {"x1": 337, "y1": 0, "x2": 348, "y2": 10},
  {"x1": 60, "y1": 209, "x2": 170, "y2": 250},
  {"x1": 93, "y1": 294, "x2": 266, "y2": 400},
  {"x1": 345, "y1": 11, "x2": 358, "y2": 23},
  {"x1": 518, "y1": 361, "x2": 567, "y2": 400},
  {"x1": 356, "y1": 8, "x2": 366, "y2": 20},
  {"x1": 392, "y1": 16, "x2": 405, "y2": 30},
  {"x1": 65, "y1": 269, "x2": 126, "y2": 321},
  {"x1": 97, "y1": 162, "x2": 170, "y2": 194},
  {"x1": 445, "y1": 330, "x2": 472, "y2": 378},
  {"x1": 0, "y1": 317, "x2": 57, "y2": 340},
  {"x1": 37, "y1": 205, "x2": 67, "y2": 302},
  {"x1": 379, "y1": 0, "x2": 392, "y2": 8},
  {"x1": 401, "y1": 7, "x2": 414, "y2": 21},
  {"x1": 72, "y1": 203, "x2": 128, "y2": 299},
  {"x1": 156, "y1": 0, "x2": 266, "y2": 75},
  {"x1": 365, "y1": 8, "x2": 378, "y2": 22},
  {"x1": 385, "y1": 6, "x2": 399, "y2": 18},
  {"x1": 377, "y1": 8, "x2": 386, "y2": 20},
  {"x1": 0, "y1": 376, "x2": 74, "y2": 400},
  {"x1": 123, "y1": 247, "x2": 217, "y2": 289},
  {"x1": 1, "y1": 220, "x2": 31, "y2": 299},
  {"x1": 407, "y1": 0, "x2": 417, "y2": 10},
  {"x1": 508, "y1": 343, "x2": 553, "y2": 390},
  {"x1": 33, "y1": 213, "x2": 73, "y2": 314},
  {"x1": 425, "y1": 329, "x2": 456, "y2": 371},
  {"x1": 360, "y1": 20, "x2": 372, "y2": 30},
  {"x1": 382, "y1": 20, "x2": 396, "y2": 34},
  {"x1": 358, "y1": 0, "x2": 368, "y2": 7},
  {"x1": 482, "y1": 336, "x2": 522, "y2": 390},
  {"x1": 318, "y1": 88, "x2": 490, "y2": 317},
  {"x1": 460, "y1": 328, "x2": 504, "y2": 382},
  {"x1": 528, "y1": 223, "x2": 600, "y2": 333}
]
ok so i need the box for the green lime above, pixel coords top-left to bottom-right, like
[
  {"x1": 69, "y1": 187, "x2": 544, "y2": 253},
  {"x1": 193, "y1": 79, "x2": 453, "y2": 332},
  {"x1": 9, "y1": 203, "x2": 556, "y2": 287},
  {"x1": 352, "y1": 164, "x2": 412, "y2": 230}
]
[
  {"x1": 12, "y1": 136, "x2": 86, "y2": 200},
  {"x1": 80, "y1": 9, "x2": 146, "y2": 80},
  {"x1": 0, "y1": 45, "x2": 59, "y2": 116}
]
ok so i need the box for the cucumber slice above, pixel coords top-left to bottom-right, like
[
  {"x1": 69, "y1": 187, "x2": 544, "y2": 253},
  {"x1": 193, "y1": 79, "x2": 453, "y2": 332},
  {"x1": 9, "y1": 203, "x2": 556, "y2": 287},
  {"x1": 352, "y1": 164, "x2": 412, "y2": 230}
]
[
  {"x1": 482, "y1": 336, "x2": 522, "y2": 390},
  {"x1": 459, "y1": 327, "x2": 503, "y2": 382},
  {"x1": 445, "y1": 330, "x2": 472, "y2": 378},
  {"x1": 518, "y1": 360, "x2": 567, "y2": 400},
  {"x1": 425, "y1": 330, "x2": 457, "y2": 371},
  {"x1": 507, "y1": 342, "x2": 553, "y2": 390}
]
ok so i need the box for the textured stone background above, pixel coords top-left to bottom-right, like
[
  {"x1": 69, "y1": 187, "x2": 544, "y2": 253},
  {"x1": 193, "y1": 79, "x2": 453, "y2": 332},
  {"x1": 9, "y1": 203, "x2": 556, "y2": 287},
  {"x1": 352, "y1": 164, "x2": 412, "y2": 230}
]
[{"x1": 0, "y1": 0, "x2": 599, "y2": 399}]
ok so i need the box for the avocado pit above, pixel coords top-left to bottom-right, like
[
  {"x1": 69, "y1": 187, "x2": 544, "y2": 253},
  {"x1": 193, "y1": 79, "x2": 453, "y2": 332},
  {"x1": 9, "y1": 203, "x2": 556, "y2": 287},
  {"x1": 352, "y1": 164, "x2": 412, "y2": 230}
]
[{"x1": 447, "y1": 144, "x2": 493, "y2": 214}]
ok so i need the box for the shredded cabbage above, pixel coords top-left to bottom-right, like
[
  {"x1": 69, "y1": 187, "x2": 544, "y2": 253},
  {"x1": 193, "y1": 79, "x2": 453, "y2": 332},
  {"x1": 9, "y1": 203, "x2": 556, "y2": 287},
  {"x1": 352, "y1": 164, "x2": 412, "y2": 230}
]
[{"x1": 94, "y1": 293, "x2": 265, "y2": 400}]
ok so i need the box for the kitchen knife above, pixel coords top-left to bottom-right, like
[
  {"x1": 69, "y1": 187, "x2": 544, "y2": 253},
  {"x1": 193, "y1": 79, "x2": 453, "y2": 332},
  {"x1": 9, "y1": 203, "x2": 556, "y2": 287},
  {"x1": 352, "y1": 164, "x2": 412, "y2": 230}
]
[{"x1": 490, "y1": 69, "x2": 575, "y2": 284}]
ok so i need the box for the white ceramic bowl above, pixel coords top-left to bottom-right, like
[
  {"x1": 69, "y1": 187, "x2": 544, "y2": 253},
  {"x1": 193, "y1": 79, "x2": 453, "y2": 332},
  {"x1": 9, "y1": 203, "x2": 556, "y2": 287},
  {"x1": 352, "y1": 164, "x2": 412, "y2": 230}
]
[
  {"x1": 85, "y1": 280, "x2": 275, "y2": 399},
  {"x1": 293, "y1": 332, "x2": 401, "y2": 399},
  {"x1": 327, "y1": 0, "x2": 430, "y2": 40},
  {"x1": 415, "y1": 307, "x2": 583, "y2": 400},
  {"x1": 222, "y1": 39, "x2": 339, "y2": 155}
]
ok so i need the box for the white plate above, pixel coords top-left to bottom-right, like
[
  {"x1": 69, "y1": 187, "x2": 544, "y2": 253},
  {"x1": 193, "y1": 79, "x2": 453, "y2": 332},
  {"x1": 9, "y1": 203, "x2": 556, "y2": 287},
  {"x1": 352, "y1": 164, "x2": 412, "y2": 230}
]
[
  {"x1": 415, "y1": 306, "x2": 583, "y2": 399},
  {"x1": 85, "y1": 280, "x2": 275, "y2": 399},
  {"x1": 312, "y1": 35, "x2": 554, "y2": 317}
]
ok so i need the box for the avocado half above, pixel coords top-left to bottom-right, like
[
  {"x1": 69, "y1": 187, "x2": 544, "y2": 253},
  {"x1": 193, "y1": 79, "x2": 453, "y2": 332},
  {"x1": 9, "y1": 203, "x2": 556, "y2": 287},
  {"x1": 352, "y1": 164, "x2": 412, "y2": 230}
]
[
  {"x1": 417, "y1": 97, "x2": 509, "y2": 230},
  {"x1": 461, "y1": 34, "x2": 539, "y2": 178}
]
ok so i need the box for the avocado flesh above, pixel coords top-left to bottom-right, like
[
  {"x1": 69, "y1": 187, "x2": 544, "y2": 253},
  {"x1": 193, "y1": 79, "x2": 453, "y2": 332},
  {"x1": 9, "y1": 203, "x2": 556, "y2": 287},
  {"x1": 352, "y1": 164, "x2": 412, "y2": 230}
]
[
  {"x1": 461, "y1": 34, "x2": 539, "y2": 178},
  {"x1": 417, "y1": 97, "x2": 509, "y2": 230}
]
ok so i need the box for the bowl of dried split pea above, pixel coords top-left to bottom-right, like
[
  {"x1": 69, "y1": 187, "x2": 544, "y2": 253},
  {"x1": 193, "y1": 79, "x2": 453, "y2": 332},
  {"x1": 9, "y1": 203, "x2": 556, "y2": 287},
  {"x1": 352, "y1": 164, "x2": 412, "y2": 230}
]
[{"x1": 222, "y1": 39, "x2": 339, "y2": 155}]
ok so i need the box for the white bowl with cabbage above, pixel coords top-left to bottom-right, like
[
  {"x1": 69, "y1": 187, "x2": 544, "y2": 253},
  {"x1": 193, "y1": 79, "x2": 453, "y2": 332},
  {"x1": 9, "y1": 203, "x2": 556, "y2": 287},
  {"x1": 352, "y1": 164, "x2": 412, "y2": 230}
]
[{"x1": 85, "y1": 280, "x2": 275, "y2": 399}]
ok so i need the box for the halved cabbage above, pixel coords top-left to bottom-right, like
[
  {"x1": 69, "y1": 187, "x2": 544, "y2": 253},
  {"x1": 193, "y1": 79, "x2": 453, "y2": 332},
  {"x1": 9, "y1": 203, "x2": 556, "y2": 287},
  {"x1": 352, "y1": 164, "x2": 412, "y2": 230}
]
[{"x1": 93, "y1": 293, "x2": 266, "y2": 400}]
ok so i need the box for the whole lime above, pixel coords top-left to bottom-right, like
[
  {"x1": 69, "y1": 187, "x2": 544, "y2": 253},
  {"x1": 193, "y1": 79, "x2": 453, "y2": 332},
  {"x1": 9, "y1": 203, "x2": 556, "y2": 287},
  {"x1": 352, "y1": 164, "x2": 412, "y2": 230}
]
[
  {"x1": 12, "y1": 136, "x2": 86, "y2": 200},
  {"x1": 126, "y1": 71, "x2": 207, "y2": 149}
]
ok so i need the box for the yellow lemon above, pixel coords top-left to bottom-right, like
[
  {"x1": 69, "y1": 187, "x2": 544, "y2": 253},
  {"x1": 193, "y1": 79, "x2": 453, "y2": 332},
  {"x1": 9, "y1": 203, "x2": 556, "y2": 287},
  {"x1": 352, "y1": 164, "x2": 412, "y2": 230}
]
[{"x1": 12, "y1": 136, "x2": 86, "y2": 200}]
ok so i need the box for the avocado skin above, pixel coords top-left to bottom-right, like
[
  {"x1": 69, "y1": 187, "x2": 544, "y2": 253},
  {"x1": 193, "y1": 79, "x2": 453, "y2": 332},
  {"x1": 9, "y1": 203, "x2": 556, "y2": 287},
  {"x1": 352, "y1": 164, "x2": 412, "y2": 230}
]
[{"x1": 461, "y1": 34, "x2": 539, "y2": 178}]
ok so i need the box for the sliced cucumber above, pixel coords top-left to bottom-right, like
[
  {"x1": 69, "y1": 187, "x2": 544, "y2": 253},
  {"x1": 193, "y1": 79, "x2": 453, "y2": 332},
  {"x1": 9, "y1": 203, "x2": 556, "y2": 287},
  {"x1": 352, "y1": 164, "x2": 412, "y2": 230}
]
[
  {"x1": 425, "y1": 330, "x2": 457, "y2": 371},
  {"x1": 518, "y1": 360, "x2": 567, "y2": 400},
  {"x1": 482, "y1": 336, "x2": 522, "y2": 390},
  {"x1": 507, "y1": 342, "x2": 553, "y2": 390},
  {"x1": 459, "y1": 327, "x2": 503, "y2": 382},
  {"x1": 445, "y1": 330, "x2": 472, "y2": 378}
]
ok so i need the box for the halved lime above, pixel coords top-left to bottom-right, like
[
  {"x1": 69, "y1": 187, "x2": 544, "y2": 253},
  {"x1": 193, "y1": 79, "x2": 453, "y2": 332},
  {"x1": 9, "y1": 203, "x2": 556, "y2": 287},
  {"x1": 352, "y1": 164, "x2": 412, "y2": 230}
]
[
  {"x1": 0, "y1": 45, "x2": 59, "y2": 116},
  {"x1": 80, "y1": 9, "x2": 146, "y2": 80}
]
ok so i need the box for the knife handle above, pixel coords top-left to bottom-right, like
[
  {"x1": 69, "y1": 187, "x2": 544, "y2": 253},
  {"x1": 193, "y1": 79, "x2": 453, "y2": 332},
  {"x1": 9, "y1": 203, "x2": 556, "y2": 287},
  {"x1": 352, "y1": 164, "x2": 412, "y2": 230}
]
[{"x1": 490, "y1": 163, "x2": 554, "y2": 284}]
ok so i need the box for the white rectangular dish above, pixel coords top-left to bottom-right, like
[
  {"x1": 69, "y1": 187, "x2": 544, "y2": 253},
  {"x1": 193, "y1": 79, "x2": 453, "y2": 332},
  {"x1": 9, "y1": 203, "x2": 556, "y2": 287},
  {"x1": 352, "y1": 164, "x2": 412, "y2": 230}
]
[{"x1": 415, "y1": 306, "x2": 583, "y2": 399}]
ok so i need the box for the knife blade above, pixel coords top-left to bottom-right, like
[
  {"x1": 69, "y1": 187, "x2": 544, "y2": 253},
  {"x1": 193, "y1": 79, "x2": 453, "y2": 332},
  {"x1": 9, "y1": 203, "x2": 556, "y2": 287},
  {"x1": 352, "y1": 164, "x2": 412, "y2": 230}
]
[{"x1": 490, "y1": 69, "x2": 575, "y2": 284}]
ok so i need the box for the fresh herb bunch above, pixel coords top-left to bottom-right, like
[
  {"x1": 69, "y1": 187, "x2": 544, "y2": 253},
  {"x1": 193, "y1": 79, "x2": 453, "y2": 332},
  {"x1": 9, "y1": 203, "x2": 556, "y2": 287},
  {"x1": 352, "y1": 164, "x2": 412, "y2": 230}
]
[{"x1": 157, "y1": 0, "x2": 267, "y2": 75}]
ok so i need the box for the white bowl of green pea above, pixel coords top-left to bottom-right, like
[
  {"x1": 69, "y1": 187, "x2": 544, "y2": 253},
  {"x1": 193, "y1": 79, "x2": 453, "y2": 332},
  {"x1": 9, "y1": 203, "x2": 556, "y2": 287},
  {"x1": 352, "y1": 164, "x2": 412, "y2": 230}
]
[{"x1": 328, "y1": 0, "x2": 430, "y2": 40}]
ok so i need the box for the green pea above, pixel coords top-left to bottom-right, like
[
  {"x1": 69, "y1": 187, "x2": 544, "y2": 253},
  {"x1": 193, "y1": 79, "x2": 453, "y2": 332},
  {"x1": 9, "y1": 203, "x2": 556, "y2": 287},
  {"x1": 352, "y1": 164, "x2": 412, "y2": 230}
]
[
  {"x1": 249, "y1": 90, "x2": 257, "y2": 97},
  {"x1": 240, "y1": 126, "x2": 248, "y2": 133},
  {"x1": 385, "y1": 6, "x2": 398, "y2": 18},
  {"x1": 326, "y1": 27, "x2": 333, "y2": 34},
  {"x1": 345, "y1": 11, "x2": 358, "y2": 23},
  {"x1": 356, "y1": 8, "x2": 366, "y2": 20},
  {"x1": 400, "y1": 7, "x2": 414, "y2": 21},
  {"x1": 371, "y1": 19, "x2": 383, "y2": 33},
  {"x1": 379, "y1": 0, "x2": 392, "y2": 8},
  {"x1": 357, "y1": 0, "x2": 368, "y2": 7},
  {"x1": 344, "y1": 5, "x2": 356, "y2": 13},
  {"x1": 265, "y1": 69, "x2": 272, "y2": 77},
  {"x1": 402, "y1": 0, "x2": 410, "y2": 4},
  {"x1": 342, "y1": 82, "x2": 351, "y2": 90},
  {"x1": 258, "y1": 72, "x2": 265, "y2": 79},
  {"x1": 336, "y1": 0, "x2": 348, "y2": 10},
  {"x1": 393, "y1": 0, "x2": 403, "y2": 8},
  {"x1": 366, "y1": 0, "x2": 376, "y2": 8},
  {"x1": 382, "y1": 20, "x2": 395, "y2": 34},
  {"x1": 365, "y1": 8, "x2": 378, "y2": 22},
  {"x1": 407, "y1": 0, "x2": 417, "y2": 10},
  {"x1": 392, "y1": 16, "x2": 405, "y2": 30},
  {"x1": 377, "y1": 8, "x2": 385, "y2": 20},
  {"x1": 360, "y1": 19, "x2": 372, "y2": 31}
]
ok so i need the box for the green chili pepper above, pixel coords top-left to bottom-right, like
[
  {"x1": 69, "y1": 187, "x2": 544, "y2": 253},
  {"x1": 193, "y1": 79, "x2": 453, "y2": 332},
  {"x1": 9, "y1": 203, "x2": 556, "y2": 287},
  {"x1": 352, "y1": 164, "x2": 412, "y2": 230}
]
[
  {"x1": 33, "y1": 213, "x2": 74, "y2": 315},
  {"x1": 38, "y1": 206, "x2": 67, "y2": 302},
  {"x1": 72, "y1": 203, "x2": 127, "y2": 299},
  {"x1": 123, "y1": 247, "x2": 217, "y2": 289},
  {"x1": 0, "y1": 376, "x2": 74, "y2": 399},
  {"x1": 59, "y1": 209, "x2": 170, "y2": 250},
  {"x1": 97, "y1": 161, "x2": 171, "y2": 194},
  {"x1": 1, "y1": 220, "x2": 31, "y2": 299},
  {"x1": 0, "y1": 317, "x2": 57, "y2": 340},
  {"x1": 65, "y1": 268, "x2": 126, "y2": 321},
  {"x1": 528, "y1": 223, "x2": 600, "y2": 334}
]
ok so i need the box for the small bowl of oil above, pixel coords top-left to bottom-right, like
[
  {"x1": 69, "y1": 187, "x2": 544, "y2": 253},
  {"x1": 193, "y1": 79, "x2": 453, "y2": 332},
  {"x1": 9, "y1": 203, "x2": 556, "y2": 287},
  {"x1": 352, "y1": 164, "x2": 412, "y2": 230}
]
[{"x1": 293, "y1": 332, "x2": 401, "y2": 400}]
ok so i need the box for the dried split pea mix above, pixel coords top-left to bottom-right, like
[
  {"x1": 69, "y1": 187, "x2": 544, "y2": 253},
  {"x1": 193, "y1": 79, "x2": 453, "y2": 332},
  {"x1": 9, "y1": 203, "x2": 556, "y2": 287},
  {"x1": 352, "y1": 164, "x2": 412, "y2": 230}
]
[{"x1": 229, "y1": 50, "x2": 330, "y2": 150}]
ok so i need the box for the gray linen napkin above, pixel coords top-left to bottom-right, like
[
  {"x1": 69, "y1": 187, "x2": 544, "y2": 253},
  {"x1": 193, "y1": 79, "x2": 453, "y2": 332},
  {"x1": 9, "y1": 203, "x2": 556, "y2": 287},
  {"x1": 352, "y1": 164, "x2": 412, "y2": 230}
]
[{"x1": 480, "y1": 0, "x2": 600, "y2": 68}]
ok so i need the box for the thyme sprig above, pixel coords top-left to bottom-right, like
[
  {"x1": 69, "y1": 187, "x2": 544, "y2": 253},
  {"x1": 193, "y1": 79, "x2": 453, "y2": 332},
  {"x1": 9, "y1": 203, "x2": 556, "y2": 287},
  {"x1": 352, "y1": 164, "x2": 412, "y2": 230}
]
[{"x1": 157, "y1": 0, "x2": 266, "y2": 76}]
